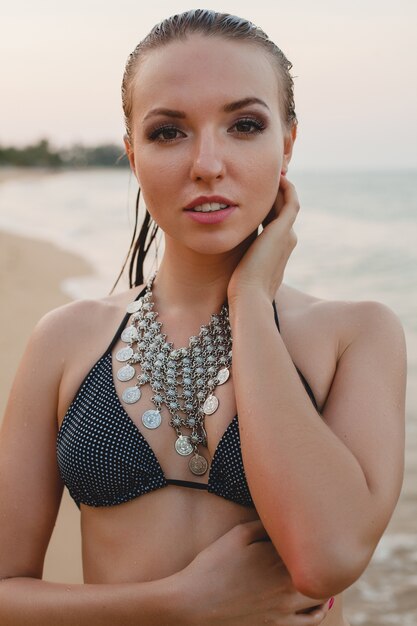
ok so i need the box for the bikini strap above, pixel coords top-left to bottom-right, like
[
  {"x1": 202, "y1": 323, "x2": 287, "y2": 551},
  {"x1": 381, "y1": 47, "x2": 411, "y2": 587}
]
[
  {"x1": 272, "y1": 298, "x2": 318, "y2": 410},
  {"x1": 166, "y1": 478, "x2": 209, "y2": 490},
  {"x1": 104, "y1": 284, "x2": 148, "y2": 355},
  {"x1": 272, "y1": 298, "x2": 280, "y2": 332}
]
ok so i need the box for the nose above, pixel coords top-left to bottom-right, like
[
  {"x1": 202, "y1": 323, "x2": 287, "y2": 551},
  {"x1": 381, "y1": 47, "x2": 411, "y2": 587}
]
[{"x1": 190, "y1": 130, "x2": 225, "y2": 182}]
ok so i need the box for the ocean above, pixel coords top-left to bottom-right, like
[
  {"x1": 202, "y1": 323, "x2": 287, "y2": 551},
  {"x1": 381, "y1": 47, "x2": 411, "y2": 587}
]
[{"x1": 0, "y1": 167, "x2": 416, "y2": 624}]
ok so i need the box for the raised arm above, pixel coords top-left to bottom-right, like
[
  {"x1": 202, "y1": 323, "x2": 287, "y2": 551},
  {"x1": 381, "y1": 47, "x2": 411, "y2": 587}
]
[
  {"x1": 0, "y1": 305, "x2": 329, "y2": 626},
  {"x1": 229, "y1": 293, "x2": 406, "y2": 599},
  {"x1": 226, "y1": 177, "x2": 407, "y2": 598}
]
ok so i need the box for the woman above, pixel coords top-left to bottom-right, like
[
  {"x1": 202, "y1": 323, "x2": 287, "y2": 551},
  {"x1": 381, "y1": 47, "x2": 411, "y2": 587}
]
[{"x1": 0, "y1": 9, "x2": 406, "y2": 626}]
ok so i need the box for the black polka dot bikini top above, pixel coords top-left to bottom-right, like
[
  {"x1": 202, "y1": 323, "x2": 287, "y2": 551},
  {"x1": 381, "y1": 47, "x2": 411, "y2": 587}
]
[{"x1": 57, "y1": 286, "x2": 318, "y2": 509}]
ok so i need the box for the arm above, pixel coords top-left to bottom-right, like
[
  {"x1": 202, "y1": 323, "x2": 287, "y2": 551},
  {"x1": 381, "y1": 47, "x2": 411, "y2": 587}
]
[
  {"x1": 227, "y1": 178, "x2": 407, "y2": 598},
  {"x1": 0, "y1": 305, "x2": 329, "y2": 626},
  {"x1": 0, "y1": 307, "x2": 182, "y2": 625},
  {"x1": 0, "y1": 578, "x2": 181, "y2": 626}
]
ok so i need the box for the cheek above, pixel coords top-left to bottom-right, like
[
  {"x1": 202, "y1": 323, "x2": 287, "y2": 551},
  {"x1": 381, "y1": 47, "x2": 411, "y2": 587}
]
[
  {"x1": 245, "y1": 148, "x2": 282, "y2": 212},
  {"x1": 134, "y1": 152, "x2": 180, "y2": 211}
]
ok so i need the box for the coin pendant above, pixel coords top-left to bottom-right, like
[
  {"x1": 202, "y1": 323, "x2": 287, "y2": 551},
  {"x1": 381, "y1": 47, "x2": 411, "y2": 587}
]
[
  {"x1": 175, "y1": 435, "x2": 193, "y2": 456},
  {"x1": 203, "y1": 394, "x2": 219, "y2": 415},
  {"x1": 217, "y1": 368, "x2": 230, "y2": 385},
  {"x1": 116, "y1": 346, "x2": 133, "y2": 362},
  {"x1": 117, "y1": 364, "x2": 135, "y2": 382},
  {"x1": 142, "y1": 409, "x2": 162, "y2": 430},
  {"x1": 189, "y1": 454, "x2": 208, "y2": 476},
  {"x1": 122, "y1": 386, "x2": 141, "y2": 404},
  {"x1": 126, "y1": 299, "x2": 143, "y2": 314},
  {"x1": 121, "y1": 326, "x2": 138, "y2": 343}
]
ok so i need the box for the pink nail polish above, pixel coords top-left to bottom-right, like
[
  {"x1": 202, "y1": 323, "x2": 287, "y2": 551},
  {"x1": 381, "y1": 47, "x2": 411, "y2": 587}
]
[{"x1": 328, "y1": 597, "x2": 334, "y2": 610}]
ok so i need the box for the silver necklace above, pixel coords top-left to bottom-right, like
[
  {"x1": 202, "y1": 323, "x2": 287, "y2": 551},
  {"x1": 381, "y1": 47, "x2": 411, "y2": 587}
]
[{"x1": 115, "y1": 272, "x2": 233, "y2": 476}]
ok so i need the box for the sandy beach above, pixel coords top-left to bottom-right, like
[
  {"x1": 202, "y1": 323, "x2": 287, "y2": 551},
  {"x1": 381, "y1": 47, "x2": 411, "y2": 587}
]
[
  {"x1": 0, "y1": 227, "x2": 89, "y2": 583},
  {"x1": 1, "y1": 168, "x2": 416, "y2": 623}
]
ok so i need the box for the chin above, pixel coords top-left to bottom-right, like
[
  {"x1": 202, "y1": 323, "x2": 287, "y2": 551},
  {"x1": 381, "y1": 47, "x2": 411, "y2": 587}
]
[{"x1": 184, "y1": 231, "x2": 258, "y2": 257}]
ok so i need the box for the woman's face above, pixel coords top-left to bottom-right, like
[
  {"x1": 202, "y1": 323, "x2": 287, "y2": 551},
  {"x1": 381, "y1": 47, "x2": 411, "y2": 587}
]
[{"x1": 125, "y1": 35, "x2": 295, "y2": 256}]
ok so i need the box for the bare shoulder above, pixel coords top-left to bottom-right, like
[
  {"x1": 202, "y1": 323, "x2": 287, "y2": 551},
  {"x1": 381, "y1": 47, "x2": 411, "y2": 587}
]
[
  {"x1": 278, "y1": 282, "x2": 405, "y2": 355},
  {"x1": 276, "y1": 283, "x2": 406, "y2": 410},
  {"x1": 33, "y1": 285, "x2": 145, "y2": 355}
]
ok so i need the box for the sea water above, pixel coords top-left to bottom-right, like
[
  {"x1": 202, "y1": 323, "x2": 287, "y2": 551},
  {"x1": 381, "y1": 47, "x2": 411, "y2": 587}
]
[{"x1": 0, "y1": 168, "x2": 416, "y2": 624}]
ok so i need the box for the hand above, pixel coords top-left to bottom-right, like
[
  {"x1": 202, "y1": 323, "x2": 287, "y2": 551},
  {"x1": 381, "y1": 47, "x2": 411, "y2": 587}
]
[
  {"x1": 178, "y1": 520, "x2": 330, "y2": 626},
  {"x1": 227, "y1": 176, "x2": 299, "y2": 303}
]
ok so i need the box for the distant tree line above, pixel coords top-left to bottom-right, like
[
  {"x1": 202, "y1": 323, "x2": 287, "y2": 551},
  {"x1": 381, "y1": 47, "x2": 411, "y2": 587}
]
[{"x1": 0, "y1": 139, "x2": 129, "y2": 168}]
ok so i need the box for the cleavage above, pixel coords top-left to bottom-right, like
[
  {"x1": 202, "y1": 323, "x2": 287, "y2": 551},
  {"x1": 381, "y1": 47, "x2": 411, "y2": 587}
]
[{"x1": 111, "y1": 349, "x2": 238, "y2": 483}]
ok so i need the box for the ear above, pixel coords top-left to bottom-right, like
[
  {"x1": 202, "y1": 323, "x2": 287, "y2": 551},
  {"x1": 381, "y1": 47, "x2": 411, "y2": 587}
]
[
  {"x1": 281, "y1": 124, "x2": 297, "y2": 175},
  {"x1": 123, "y1": 134, "x2": 136, "y2": 174}
]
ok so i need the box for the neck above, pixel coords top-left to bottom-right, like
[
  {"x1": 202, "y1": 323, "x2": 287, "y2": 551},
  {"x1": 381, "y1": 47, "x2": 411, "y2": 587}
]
[{"x1": 150, "y1": 233, "x2": 255, "y2": 317}]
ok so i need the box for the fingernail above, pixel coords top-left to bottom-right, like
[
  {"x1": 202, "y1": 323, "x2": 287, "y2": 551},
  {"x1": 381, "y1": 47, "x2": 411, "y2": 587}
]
[{"x1": 328, "y1": 597, "x2": 334, "y2": 610}]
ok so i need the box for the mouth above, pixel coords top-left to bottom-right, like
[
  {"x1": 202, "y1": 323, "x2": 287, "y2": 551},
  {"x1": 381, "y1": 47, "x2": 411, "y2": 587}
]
[
  {"x1": 185, "y1": 202, "x2": 231, "y2": 213},
  {"x1": 184, "y1": 195, "x2": 237, "y2": 213}
]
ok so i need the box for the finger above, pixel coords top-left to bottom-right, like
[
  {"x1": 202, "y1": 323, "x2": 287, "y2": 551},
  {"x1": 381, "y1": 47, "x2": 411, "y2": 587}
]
[
  {"x1": 263, "y1": 179, "x2": 299, "y2": 232},
  {"x1": 262, "y1": 203, "x2": 280, "y2": 229},
  {"x1": 276, "y1": 177, "x2": 300, "y2": 217}
]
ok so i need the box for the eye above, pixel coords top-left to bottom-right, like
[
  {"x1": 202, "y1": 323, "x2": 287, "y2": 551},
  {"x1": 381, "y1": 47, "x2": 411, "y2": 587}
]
[
  {"x1": 147, "y1": 124, "x2": 186, "y2": 143},
  {"x1": 230, "y1": 117, "x2": 266, "y2": 136}
]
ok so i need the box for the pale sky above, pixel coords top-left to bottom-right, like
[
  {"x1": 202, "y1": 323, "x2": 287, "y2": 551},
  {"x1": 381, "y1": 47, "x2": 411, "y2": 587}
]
[{"x1": 1, "y1": 0, "x2": 416, "y2": 169}]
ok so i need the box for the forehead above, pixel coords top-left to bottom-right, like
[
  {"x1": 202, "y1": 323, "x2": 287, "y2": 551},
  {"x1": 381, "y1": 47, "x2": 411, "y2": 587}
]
[{"x1": 131, "y1": 35, "x2": 280, "y2": 116}]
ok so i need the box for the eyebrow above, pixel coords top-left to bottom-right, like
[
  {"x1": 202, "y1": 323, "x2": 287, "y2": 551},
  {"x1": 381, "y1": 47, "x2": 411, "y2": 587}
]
[{"x1": 143, "y1": 97, "x2": 270, "y2": 122}]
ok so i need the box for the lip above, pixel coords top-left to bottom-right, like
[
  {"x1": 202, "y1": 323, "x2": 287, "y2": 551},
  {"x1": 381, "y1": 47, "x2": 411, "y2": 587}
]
[
  {"x1": 185, "y1": 206, "x2": 237, "y2": 224},
  {"x1": 184, "y1": 195, "x2": 236, "y2": 210}
]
